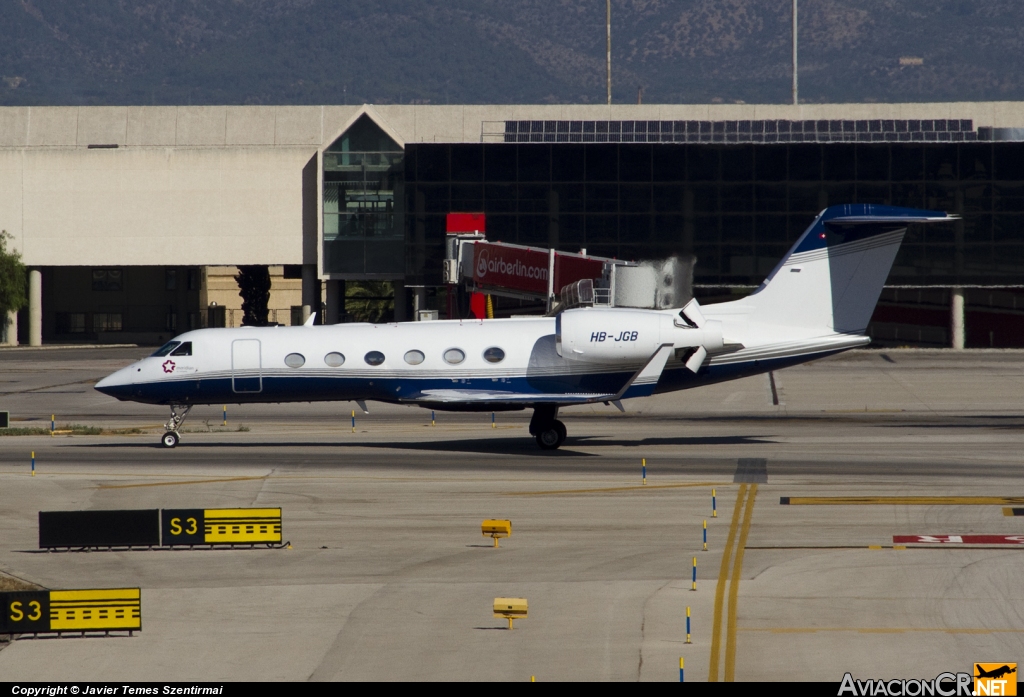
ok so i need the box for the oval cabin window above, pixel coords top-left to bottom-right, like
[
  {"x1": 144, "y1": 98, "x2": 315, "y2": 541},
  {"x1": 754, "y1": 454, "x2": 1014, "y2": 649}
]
[
  {"x1": 284, "y1": 353, "x2": 305, "y2": 368},
  {"x1": 443, "y1": 348, "x2": 466, "y2": 365},
  {"x1": 324, "y1": 352, "x2": 345, "y2": 367},
  {"x1": 483, "y1": 347, "x2": 505, "y2": 363},
  {"x1": 404, "y1": 350, "x2": 425, "y2": 365},
  {"x1": 364, "y1": 351, "x2": 385, "y2": 366}
]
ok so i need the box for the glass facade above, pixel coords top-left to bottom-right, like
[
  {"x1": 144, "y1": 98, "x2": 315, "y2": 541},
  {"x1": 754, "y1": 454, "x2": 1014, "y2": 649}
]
[
  {"x1": 404, "y1": 142, "x2": 1024, "y2": 288},
  {"x1": 322, "y1": 115, "x2": 405, "y2": 276}
]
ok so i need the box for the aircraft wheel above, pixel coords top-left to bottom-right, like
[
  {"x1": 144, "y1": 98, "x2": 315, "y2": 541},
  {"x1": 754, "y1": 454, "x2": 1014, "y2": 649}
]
[
  {"x1": 161, "y1": 431, "x2": 179, "y2": 448},
  {"x1": 535, "y1": 420, "x2": 566, "y2": 450}
]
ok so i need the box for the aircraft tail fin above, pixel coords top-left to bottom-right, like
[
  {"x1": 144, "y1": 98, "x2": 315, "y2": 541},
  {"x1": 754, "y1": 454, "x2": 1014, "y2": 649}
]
[{"x1": 742, "y1": 204, "x2": 956, "y2": 334}]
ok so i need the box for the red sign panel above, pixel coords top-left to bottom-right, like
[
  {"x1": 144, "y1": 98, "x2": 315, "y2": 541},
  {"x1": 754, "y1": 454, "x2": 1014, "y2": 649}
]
[
  {"x1": 471, "y1": 243, "x2": 550, "y2": 294},
  {"x1": 893, "y1": 535, "x2": 1024, "y2": 544},
  {"x1": 469, "y1": 242, "x2": 608, "y2": 296},
  {"x1": 447, "y1": 213, "x2": 486, "y2": 234}
]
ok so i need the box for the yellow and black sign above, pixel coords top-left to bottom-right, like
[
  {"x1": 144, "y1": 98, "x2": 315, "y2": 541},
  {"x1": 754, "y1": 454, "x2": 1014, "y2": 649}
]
[
  {"x1": 974, "y1": 663, "x2": 1017, "y2": 696},
  {"x1": 161, "y1": 508, "x2": 282, "y2": 545},
  {"x1": 1, "y1": 588, "x2": 140, "y2": 634}
]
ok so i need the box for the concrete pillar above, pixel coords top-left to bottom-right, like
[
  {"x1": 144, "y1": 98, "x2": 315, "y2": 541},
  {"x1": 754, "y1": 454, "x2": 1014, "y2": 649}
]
[
  {"x1": 325, "y1": 280, "x2": 342, "y2": 325},
  {"x1": 301, "y1": 264, "x2": 317, "y2": 323},
  {"x1": 951, "y1": 286, "x2": 965, "y2": 350},
  {"x1": 393, "y1": 280, "x2": 407, "y2": 322},
  {"x1": 3, "y1": 310, "x2": 17, "y2": 346},
  {"x1": 413, "y1": 287, "x2": 426, "y2": 320},
  {"x1": 28, "y1": 268, "x2": 42, "y2": 347}
]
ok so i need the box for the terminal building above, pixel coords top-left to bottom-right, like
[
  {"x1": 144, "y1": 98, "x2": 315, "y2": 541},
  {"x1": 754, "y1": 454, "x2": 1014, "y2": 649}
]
[{"x1": 2, "y1": 102, "x2": 1024, "y2": 348}]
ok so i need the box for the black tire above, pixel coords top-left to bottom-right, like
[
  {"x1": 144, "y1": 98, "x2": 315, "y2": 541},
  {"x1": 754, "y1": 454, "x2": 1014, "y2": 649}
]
[
  {"x1": 535, "y1": 419, "x2": 567, "y2": 450},
  {"x1": 161, "y1": 431, "x2": 179, "y2": 448}
]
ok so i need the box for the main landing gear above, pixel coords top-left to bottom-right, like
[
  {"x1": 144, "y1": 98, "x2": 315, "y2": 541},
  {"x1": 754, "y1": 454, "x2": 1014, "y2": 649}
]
[
  {"x1": 161, "y1": 404, "x2": 192, "y2": 448},
  {"x1": 530, "y1": 405, "x2": 566, "y2": 450}
]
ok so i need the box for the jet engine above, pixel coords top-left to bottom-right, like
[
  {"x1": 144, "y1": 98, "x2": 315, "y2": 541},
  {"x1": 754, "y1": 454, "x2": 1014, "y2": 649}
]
[{"x1": 556, "y1": 304, "x2": 724, "y2": 370}]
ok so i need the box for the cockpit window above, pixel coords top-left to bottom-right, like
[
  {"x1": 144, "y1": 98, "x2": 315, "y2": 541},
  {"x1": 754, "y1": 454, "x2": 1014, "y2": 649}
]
[
  {"x1": 170, "y1": 342, "x2": 193, "y2": 357},
  {"x1": 151, "y1": 341, "x2": 181, "y2": 357}
]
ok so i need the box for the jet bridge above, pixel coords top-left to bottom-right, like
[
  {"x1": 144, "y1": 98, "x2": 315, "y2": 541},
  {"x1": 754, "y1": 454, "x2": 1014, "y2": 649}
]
[{"x1": 444, "y1": 213, "x2": 695, "y2": 313}]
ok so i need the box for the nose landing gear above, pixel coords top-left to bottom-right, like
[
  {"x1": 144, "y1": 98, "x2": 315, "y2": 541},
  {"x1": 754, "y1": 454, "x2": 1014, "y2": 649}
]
[
  {"x1": 161, "y1": 404, "x2": 192, "y2": 448},
  {"x1": 530, "y1": 405, "x2": 566, "y2": 450}
]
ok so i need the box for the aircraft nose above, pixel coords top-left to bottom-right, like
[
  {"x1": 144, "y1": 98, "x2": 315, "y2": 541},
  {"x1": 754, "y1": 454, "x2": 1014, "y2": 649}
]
[{"x1": 94, "y1": 367, "x2": 135, "y2": 400}]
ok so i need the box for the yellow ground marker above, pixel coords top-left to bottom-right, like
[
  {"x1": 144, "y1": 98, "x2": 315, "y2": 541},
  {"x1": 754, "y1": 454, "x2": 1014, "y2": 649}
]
[
  {"x1": 505, "y1": 482, "x2": 724, "y2": 496},
  {"x1": 97, "y1": 475, "x2": 267, "y2": 489},
  {"x1": 709, "y1": 484, "x2": 747, "y2": 682},
  {"x1": 781, "y1": 496, "x2": 1024, "y2": 506}
]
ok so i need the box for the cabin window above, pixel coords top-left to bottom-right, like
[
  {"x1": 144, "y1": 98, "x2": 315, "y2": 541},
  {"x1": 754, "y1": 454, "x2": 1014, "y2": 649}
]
[
  {"x1": 443, "y1": 348, "x2": 466, "y2": 365},
  {"x1": 404, "y1": 350, "x2": 425, "y2": 365},
  {"x1": 483, "y1": 347, "x2": 505, "y2": 363},
  {"x1": 364, "y1": 351, "x2": 385, "y2": 366},
  {"x1": 285, "y1": 353, "x2": 305, "y2": 368},
  {"x1": 170, "y1": 342, "x2": 193, "y2": 357},
  {"x1": 151, "y1": 341, "x2": 181, "y2": 357},
  {"x1": 324, "y1": 352, "x2": 345, "y2": 367}
]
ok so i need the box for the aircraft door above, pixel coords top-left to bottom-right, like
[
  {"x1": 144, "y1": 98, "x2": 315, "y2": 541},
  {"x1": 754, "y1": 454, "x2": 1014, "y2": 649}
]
[{"x1": 231, "y1": 339, "x2": 262, "y2": 393}]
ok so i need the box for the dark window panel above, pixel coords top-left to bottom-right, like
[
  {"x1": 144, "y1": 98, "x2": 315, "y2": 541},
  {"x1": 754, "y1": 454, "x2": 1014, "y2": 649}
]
[
  {"x1": 959, "y1": 143, "x2": 992, "y2": 180},
  {"x1": 483, "y1": 183, "x2": 517, "y2": 213},
  {"x1": 994, "y1": 143, "x2": 1024, "y2": 181},
  {"x1": 693, "y1": 243, "x2": 722, "y2": 277},
  {"x1": 653, "y1": 214, "x2": 685, "y2": 244},
  {"x1": 891, "y1": 145, "x2": 925, "y2": 181},
  {"x1": 690, "y1": 183, "x2": 719, "y2": 214},
  {"x1": 516, "y1": 215, "x2": 549, "y2": 246},
  {"x1": 517, "y1": 184, "x2": 550, "y2": 214},
  {"x1": 993, "y1": 214, "x2": 1024, "y2": 242},
  {"x1": 620, "y1": 184, "x2": 653, "y2": 214},
  {"x1": 687, "y1": 147, "x2": 720, "y2": 181},
  {"x1": 822, "y1": 182, "x2": 856, "y2": 206},
  {"x1": 720, "y1": 182, "x2": 753, "y2": 211},
  {"x1": 856, "y1": 182, "x2": 890, "y2": 205},
  {"x1": 483, "y1": 145, "x2": 516, "y2": 181},
  {"x1": 653, "y1": 184, "x2": 684, "y2": 213},
  {"x1": 585, "y1": 215, "x2": 618, "y2": 244},
  {"x1": 621, "y1": 215, "x2": 653, "y2": 242},
  {"x1": 823, "y1": 144, "x2": 856, "y2": 181},
  {"x1": 416, "y1": 184, "x2": 450, "y2": 213},
  {"x1": 922, "y1": 145, "x2": 956, "y2": 181},
  {"x1": 960, "y1": 183, "x2": 992, "y2": 214},
  {"x1": 404, "y1": 145, "x2": 418, "y2": 181},
  {"x1": 755, "y1": 214, "x2": 791, "y2": 244},
  {"x1": 890, "y1": 183, "x2": 926, "y2": 209},
  {"x1": 550, "y1": 183, "x2": 584, "y2": 213},
  {"x1": 789, "y1": 184, "x2": 825, "y2": 213},
  {"x1": 552, "y1": 145, "x2": 585, "y2": 181},
  {"x1": 619, "y1": 144, "x2": 653, "y2": 182},
  {"x1": 418, "y1": 145, "x2": 450, "y2": 182},
  {"x1": 585, "y1": 183, "x2": 619, "y2": 213},
  {"x1": 450, "y1": 145, "x2": 483, "y2": 182},
  {"x1": 754, "y1": 146, "x2": 788, "y2": 181},
  {"x1": 789, "y1": 145, "x2": 822, "y2": 180},
  {"x1": 450, "y1": 183, "x2": 483, "y2": 211},
  {"x1": 517, "y1": 145, "x2": 551, "y2": 181},
  {"x1": 755, "y1": 183, "x2": 787, "y2": 213},
  {"x1": 962, "y1": 214, "x2": 993, "y2": 244},
  {"x1": 721, "y1": 216, "x2": 754, "y2": 244},
  {"x1": 721, "y1": 146, "x2": 754, "y2": 181},
  {"x1": 653, "y1": 145, "x2": 686, "y2": 181},
  {"x1": 856, "y1": 144, "x2": 890, "y2": 181},
  {"x1": 557, "y1": 214, "x2": 585, "y2": 244},
  {"x1": 994, "y1": 183, "x2": 1024, "y2": 213},
  {"x1": 585, "y1": 144, "x2": 618, "y2": 181}
]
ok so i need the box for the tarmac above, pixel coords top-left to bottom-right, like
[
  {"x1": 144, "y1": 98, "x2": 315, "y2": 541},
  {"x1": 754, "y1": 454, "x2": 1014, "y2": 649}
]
[{"x1": 1, "y1": 347, "x2": 1024, "y2": 681}]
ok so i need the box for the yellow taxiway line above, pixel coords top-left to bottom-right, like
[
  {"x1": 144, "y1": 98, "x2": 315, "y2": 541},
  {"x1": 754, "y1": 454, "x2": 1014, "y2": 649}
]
[
  {"x1": 781, "y1": 496, "x2": 1024, "y2": 506},
  {"x1": 709, "y1": 484, "x2": 747, "y2": 682},
  {"x1": 504, "y1": 482, "x2": 724, "y2": 496},
  {"x1": 724, "y1": 483, "x2": 758, "y2": 682}
]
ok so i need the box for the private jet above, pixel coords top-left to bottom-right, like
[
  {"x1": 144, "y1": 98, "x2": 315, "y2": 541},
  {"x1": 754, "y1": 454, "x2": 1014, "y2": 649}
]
[{"x1": 95, "y1": 204, "x2": 955, "y2": 450}]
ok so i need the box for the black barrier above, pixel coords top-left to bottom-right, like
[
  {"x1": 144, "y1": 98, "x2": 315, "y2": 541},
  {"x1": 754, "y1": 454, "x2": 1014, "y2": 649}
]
[{"x1": 39, "y1": 509, "x2": 160, "y2": 548}]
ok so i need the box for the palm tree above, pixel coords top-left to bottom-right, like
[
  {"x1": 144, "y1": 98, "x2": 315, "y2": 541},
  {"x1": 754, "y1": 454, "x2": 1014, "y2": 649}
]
[{"x1": 345, "y1": 280, "x2": 394, "y2": 323}]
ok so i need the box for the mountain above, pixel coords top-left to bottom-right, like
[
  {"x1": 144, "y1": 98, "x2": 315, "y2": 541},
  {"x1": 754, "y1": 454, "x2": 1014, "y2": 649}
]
[{"x1": 2, "y1": 0, "x2": 1023, "y2": 106}]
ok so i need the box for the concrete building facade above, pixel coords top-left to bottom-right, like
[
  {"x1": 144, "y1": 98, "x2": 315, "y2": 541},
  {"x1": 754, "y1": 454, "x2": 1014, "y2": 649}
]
[{"x1": 3, "y1": 102, "x2": 1024, "y2": 347}]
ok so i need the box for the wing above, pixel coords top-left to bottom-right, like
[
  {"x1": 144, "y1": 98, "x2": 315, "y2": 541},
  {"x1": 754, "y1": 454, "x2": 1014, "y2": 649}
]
[{"x1": 401, "y1": 343, "x2": 675, "y2": 407}]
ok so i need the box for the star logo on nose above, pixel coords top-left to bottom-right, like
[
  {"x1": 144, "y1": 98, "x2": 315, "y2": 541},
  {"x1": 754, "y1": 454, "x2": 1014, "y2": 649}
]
[{"x1": 162, "y1": 360, "x2": 176, "y2": 374}]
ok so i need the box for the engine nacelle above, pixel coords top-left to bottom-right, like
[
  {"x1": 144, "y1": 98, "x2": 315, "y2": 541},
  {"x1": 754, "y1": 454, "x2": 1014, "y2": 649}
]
[{"x1": 556, "y1": 307, "x2": 723, "y2": 363}]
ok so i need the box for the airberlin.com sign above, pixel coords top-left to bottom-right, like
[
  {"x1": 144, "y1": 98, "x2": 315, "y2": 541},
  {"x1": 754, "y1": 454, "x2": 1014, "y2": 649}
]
[{"x1": 472, "y1": 244, "x2": 550, "y2": 295}]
